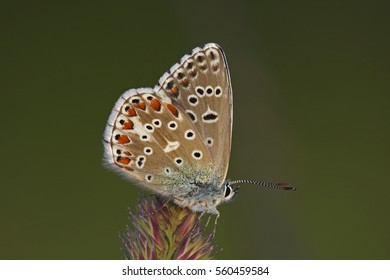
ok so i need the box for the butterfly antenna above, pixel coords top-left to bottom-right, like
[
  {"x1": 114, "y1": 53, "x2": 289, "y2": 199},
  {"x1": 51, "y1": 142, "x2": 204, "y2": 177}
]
[{"x1": 229, "y1": 179, "x2": 296, "y2": 191}]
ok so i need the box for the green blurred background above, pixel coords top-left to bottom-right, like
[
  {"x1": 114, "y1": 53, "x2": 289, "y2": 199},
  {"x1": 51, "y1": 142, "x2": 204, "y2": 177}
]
[{"x1": 1, "y1": 0, "x2": 389, "y2": 259}]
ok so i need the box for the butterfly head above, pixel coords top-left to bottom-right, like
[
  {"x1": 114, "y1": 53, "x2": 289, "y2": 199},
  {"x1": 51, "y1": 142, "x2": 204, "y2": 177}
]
[
  {"x1": 221, "y1": 180, "x2": 239, "y2": 204},
  {"x1": 199, "y1": 181, "x2": 238, "y2": 215},
  {"x1": 217, "y1": 179, "x2": 295, "y2": 208},
  {"x1": 173, "y1": 179, "x2": 239, "y2": 215}
]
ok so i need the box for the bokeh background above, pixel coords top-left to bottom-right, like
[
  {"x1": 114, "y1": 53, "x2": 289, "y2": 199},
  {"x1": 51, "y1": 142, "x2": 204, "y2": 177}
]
[{"x1": 1, "y1": 0, "x2": 389, "y2": 259}]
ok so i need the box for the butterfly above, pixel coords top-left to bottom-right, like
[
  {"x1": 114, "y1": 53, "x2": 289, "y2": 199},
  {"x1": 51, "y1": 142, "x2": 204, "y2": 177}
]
[{"x1": 103, "y1": 43, "x2": 294, "y2": 216}]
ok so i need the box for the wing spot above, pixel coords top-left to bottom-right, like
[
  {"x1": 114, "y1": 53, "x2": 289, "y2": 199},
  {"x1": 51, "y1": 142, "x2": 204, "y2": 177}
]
[
  {"x1": 186, "y1": 110, "x2": 197, "y2": 123},
  {"x1": 192, "y1": 150, "x2": 203, "y2": 160},
  {"x1": 116, "y1": 135, "x2": 131, "y2": 144},
  {"x1": 144, "y1": 124, "x2": 154, "y2": 132},
  {"x1": 130, "y1": 98, "x2": 140, "y2": 104},
  {"x1": 127, "y1": 107, "x2": 137, "y2": 117},
  {"x1": 168, "y1": 121, "x2": 178, "y2": 130},
  {"x1": 196, "y1": 55, "x2": 205, "y2": 63},
  {"x1": 166, "y1": 81, "x2": 174, "y2": 90},
  {"x1": 209, "y1": 51, "x2": 216, "y2": 60},
  {"x1": 165, "y1": 103, "x2": 179, "y2": 117},
  {"x1": 212, "y1": 64, "x2": 219, "y2": 72},
  {"x1": 133, "y1": 102, "x2": 146, "y2": 110},
  {"x1": 215, "y1": 86, "x2": 222, "y2": 97},
  {"x1": 164, "y1": 140, "x2": 180, "y2": 153},
  {"x1": 171, "y1": 85, "x2": 179, "y2": 97},
  {"x1": 205, "y1": 137, "x2": 214, "y2": 147},
  {"x1": 206, "y1": 86, "x2": 213, "y2": 96},
  {"x1": 136, "y1": 156, "x2": 146, "y2": 168},
  {"x1": 202, "y1": 108, "x2": 219, "y2": 123},
  {"x1": 177, "y1": 72, "x2": 185, "y2": 79},
  {"x1": 180, "y1": 78, "x2": 189, "y2": 87},
  {"x1": 185, "y1": 129, "x2": 195, "y2": 140},
  {"x1": 188, "y1": 95, "x2": 199, "y2": 106},
  {"x1": 189, "y1": 70, "x2": 197, "y2": 77},
  {"x1": 174, "y1": 157, "x2": 183, "y2": 166},
  {"x1": 146, "y1": 175, "x2": 153, "y2": 182},
  {"x1": 144, "y1": 147, "x2": 153, "y2": 155},
  {"x1": 122, "y1": 120, "x2": 134, "y2": 130},
  {"x1": 152, "y1": 119, "x2": 162, "y2": 127},
  {"x1": 150, "y1": 98, "x2": 161, "y2": 111},
  {"x1": 196, "y1": 86, "x2": 205, "y2": 97},
  {"x1": 117, "y1": 156, "x2": 130, "y2": 165},
  {"x1": 186, "y1": 62, "x2": 193, "y2": 69}
]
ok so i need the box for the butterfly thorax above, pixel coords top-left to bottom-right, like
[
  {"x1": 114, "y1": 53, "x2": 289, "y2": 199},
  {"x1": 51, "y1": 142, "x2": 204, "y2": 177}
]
[
  {"x1": 171, "y1": 183, "x2": 224, "y2": 215},
  {"x1": 155, "y1": 164, "x2": 236, "y2": 215}
]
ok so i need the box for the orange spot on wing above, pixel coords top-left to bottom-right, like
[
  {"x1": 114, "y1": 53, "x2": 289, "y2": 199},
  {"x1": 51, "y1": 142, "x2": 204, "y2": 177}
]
[
  {"x1": 134, "y1": 102, "x2": 146, "y2": 110},
  {"x1": 124, "y1": 166, "x2": 134, "y2": 172},
  {"x1": 166, "y1": 103, "x2": 179, "y2": 117},
  {"x1": 124, "y1": 151, "x2": 132, "y2": 156},
  {"x1": 128, "y1": 108, "x2": 137, "y2": 117},
  {"x1": 123, "y1": 120, "x2": 134, "y2": 129},
  {"x1": 180, "y1": 79, "x2": 189, "y2": 87},
  {"x1": 171, "y1": 85, "x2": 179, "y2": 95},
  {"x1": 118, "y1": 157, "x2": 130, "y2": 165},
  {"x1": 150, "y1": 98, "x2": 161, "y2": 111},
  {"x1": 117, "y1": 135, "x2": 130, "y2": 144}
]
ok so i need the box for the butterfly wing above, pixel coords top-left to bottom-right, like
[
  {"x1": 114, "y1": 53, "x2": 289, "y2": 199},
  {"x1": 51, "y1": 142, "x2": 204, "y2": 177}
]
[
  {"x1": 103, "y1": 88, "x2": 215, "y2": 197},
  {"x1": 154, "y1": 43, "x2": 233, "y2": 184},
  {"x1": 103, "y1": 43, "x2": 232, "y2": 197}
]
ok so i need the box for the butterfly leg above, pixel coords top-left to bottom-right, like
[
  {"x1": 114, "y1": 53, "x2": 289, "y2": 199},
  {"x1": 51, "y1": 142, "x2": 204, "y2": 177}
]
[
  {"x1": 214, "y1": 211, "x2": 220, "y2": 235},
  {"x1": 203, "y1": 212, "x2": 212, "y2": 228},
  {"x1": 205, "y1": 208, "x2": 220, "y2": 236}
]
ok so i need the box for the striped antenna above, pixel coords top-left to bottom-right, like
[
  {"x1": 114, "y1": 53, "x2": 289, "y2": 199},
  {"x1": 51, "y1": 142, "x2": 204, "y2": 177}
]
[{"x1": 229, "y1": 179, "x2": 296, "y2": 191}]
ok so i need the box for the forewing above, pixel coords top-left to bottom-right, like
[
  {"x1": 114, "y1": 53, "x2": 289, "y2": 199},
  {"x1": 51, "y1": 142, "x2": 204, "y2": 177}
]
[{"x1": 154, "y1": 43, "x2": 233, "y2": 183}]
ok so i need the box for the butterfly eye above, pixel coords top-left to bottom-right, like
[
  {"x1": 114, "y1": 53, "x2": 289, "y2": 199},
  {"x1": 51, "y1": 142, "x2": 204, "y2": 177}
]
[{"x1": 224, "y1": 185, "x2": 232, "y2": 198}]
